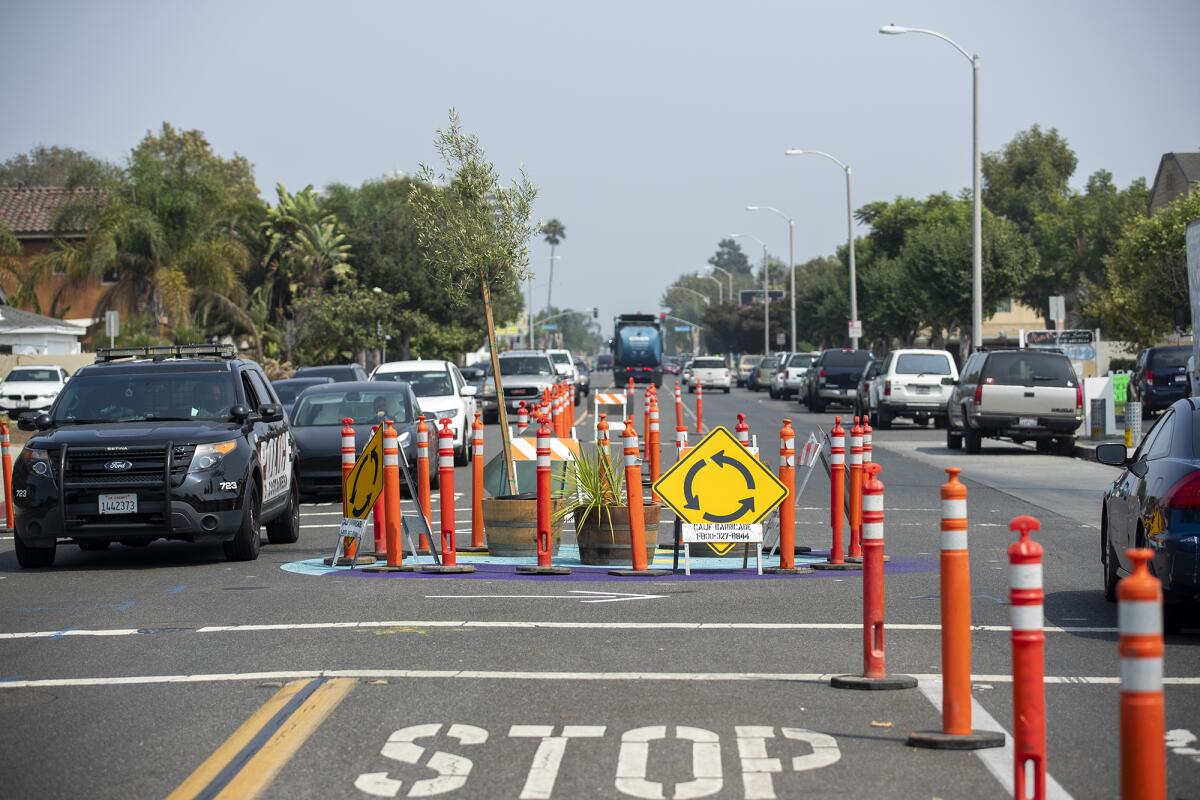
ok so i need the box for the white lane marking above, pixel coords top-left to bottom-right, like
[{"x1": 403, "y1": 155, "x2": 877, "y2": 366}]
[
  {"x1": 510, "y1": 724, "x2": 606, "y2": 799},
  {"x1": 0, "y1": 620, "x2": 1120, "y2": 639},
  {"x1": 423, "y1": 591, "x2": 665, "y2": 604},
  {"x1": 4, "y1": 670, "x2": 1200, "y2": 690},
  {"x1": 917, "y1": 679, "x2": 1074, "y2": 800},
  {"x1": 357, "y1": 723, "x2": 488, "y2": 798},
  {"x1": 1167, "y1": 729, "x2": 1200, "y2": 763}
]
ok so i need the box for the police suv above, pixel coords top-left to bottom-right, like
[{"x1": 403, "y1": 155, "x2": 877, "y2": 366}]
[{"x1": 10, "y1": 345, "x2": 298, "y2": 568}]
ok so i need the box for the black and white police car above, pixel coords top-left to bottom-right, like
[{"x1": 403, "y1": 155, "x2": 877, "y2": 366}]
[{"x1": 10, "y1": 345, "x2": 298, "y2": 567}]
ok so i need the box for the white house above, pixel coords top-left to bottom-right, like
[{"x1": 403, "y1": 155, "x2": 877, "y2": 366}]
[{"x1": 0, "y1": 304, "x2": 86, "y2": 355}]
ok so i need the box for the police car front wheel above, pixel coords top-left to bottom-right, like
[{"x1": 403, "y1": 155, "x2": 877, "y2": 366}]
[
  {"x1": 15, "y1": 534, "x2": 56, "y2": 568},
  {"x1": 223, "y1": 483, "x2": 261, "y2": 561},
  {"x1": 266, "y1": 481, "x2": 300, "y2": 545}
]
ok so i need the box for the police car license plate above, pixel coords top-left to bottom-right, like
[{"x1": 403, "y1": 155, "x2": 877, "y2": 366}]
[{"x1": 99, "y1": 493, "x2": 137, "y2": 515}]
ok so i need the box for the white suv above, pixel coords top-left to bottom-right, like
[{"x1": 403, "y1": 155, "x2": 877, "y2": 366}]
[
  {"x1": 868, "y1": 349, "x2": 957, "y2": 429},
  {"x1": 687, "y1": 357, "x2": 732, "y2": 393},
  {"x1": 371, "y1": 359, "x2": 478, "y2": 464}
]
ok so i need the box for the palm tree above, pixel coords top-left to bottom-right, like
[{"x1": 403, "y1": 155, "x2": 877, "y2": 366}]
[
  {"x1": 260, "y1": 184, "x2": 352, "y2": 316},
  {"x1": 541, "y1": 218, "x2": 566, "y2": 311},
  {"x1": 0, "y1": 221, "x2": 38, "y2": 307}
]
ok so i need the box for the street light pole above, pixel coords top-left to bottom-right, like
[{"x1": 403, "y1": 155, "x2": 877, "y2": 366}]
[
  {"x1": 746, "y1": 206, "x2": 796, "y2": 351},
  {"x1": 704, "y1": 274, "x2": 723, "y2": 304},
  {"x1": 675, "y1": 286, "x2": 711, "y2": 307},
  {"x1": 710, "y1": 265, "x2": 733, "y2": 301},
  {"x1": 880, "y1": 24, "x2": 982, "y2": 351},
  {"x1": 731, "y1": 232, "x2": 769, "y2": 354},
  {"x1": 784, "y1": 149, "x2": 859, "y2": 348}
]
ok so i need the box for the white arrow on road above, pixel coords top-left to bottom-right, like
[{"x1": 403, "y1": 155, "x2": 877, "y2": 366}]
[{"x1": 424, "y1": 590, "x2": 666, "y2": 604}]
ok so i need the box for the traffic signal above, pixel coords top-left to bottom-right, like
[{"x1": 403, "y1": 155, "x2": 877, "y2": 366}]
[{"x1": 592, "y1": 307, "x2": 599, "y2": 319}]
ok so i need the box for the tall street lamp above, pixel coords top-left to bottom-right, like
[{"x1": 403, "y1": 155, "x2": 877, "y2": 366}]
[
  {"x1": 880, "y1": 23, "x2": 982, "y2": 350},
  {"x1": 533, "y1": 254, "x2": 560, "y2": 348},
  {"x1": 747, "y1": 206, "x2": 795, "y2": 352},
  {"x1": 784, "y1": 149, "x2": 859, "y2": 349},
  {"x1": 731, "y1": 232, "x2": 770, "y2": 355},
  {"x1": 709, "y1": 265, "x2": 734, "y2": 301},
  {"x1": 675, "y1": 286, "x2": 711, "y2": 307},
  {"x1": 704, "y1": 272, "x2": 724, "y2": 304}
]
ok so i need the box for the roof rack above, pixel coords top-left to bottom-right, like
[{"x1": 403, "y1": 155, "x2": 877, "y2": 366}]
[{"x1": 94, "y1": 344, "x2": 237, "y2": 363}]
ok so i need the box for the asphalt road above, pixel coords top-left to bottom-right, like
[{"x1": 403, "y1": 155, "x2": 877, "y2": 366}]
[{"x1": 1, "y1": 377, "x2": 1197, "y2": 799}]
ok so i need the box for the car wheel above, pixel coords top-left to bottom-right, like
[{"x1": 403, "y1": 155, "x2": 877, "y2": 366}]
[
  {"x1": 265, "y1": 480, "x2": 300, "y2": 544},
  {"x1": 946, "y1": 426, "x2": 962, "y2": 451},
  {"x1": 724, "y1": 387, "x2": 731, "y2": 394},
  {"x1": 876, "y1": 409, "x2": 892, "y2": 430},
  {"x1": 223, "y1": 482, "x2": 261, "y2": 561},
  {"x1": 811, "y1": 398, "x2": 825, "y2": 414},
  {"x1": 454, "y1": 429, "x2": 469, "y2": 466},
  {"x1": 1102, "y1": 528, "x2": 1119, "y2": 603},
  {"x1": 1055, "y1": 436, "x2": 1076, "y2": 457},
  {"x1": 14, "y1": 534, "x2": 56, "y2": 568},
  {"x1": 964, "y1": 428, "x2": 982, "y2": 454},
  {"x1": 77, "y1": 540, "x2": 111, "y2": 551},
  {"x1": 768, "y1": 388, "x2": 777, "y2": 399}
]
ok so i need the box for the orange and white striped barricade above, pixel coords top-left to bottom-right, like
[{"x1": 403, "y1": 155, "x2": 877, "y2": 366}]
[
  {"x1": 831, "y1": 463, "x2": 916, "y2": 690},
  {"x1": 422, "y1": 418, "x2": 474, "y2": 573},
  {"x1": 516, "y1": 420, "x2": 572, "y2": 575},
  {"x1": 609, "y1": 419, "x2": 668, "y2": 577},
  {"x1": 908, "y1": 468, "x2": 1004, "y2": 748},
  {"x1": 1119, "y1": 548, "x2": 1165, "y2": 799},
  {"x1": 812, "y1": 417, "x2": 860, "y2": 571},
  {"x1": 363, "y1": 421, "x2": 415, "y2": 573},
  {"x1": 1009, "y1": 514, "x2": 1047, "y2": 800},
  {"x1": 593, "y1": 391, "x2": 626, "y2": 442},
  {"x1": 460, "y1": 412, "x2": 488, "y2": 553}
]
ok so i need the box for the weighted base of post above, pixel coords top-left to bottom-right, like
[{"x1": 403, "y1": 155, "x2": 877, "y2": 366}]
[
  {"x1": 905, "y1": 730, "x2": 1005, "y2": 750},
  {"x1": 608, "y1": 568, "x2": 671, "y2": 576},
  {"x1": 323, "y1": 555, "x2": 377, "y2": 566},
  {"x1": 846, "y1": 554, "x2": 890, "y2": 563},
  {"x1": 515, "y1": 565, "x2": 573, "y2": 575},
  {"x1": 361, "y1": 564, "x2": 416, "y2": 573},
  {"x1": 456, "y1": 545, "x2": 489, "y2": 553},
  {"x1": 763, "y1": 567, "x2": 810, "y2": 575},
  {"x1": 420, "y1": 564, "x2": 477, "y2": 574},
  {"x1": 830, "y1": 674, "x2": 917, "y2": 691},
  {"x1": 810, "y1": 561, "x2": 863, "y2": 571}
]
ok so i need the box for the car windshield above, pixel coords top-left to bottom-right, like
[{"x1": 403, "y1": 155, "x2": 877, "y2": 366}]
[
  {"x1": 787, "y1": 354, "x2": 814, "y2": 368},
  {"x1": 375, "y1": 370, "x2": 453, "y2": 397},
  {"x1": 741, "y1": 356, "x2": 763, "y2": 366},
  {"x1": 895, "y1": 353, "x2": 953, "y2": 375},
  {"x1": 496, "y1": 357, "x2": 554, "y2": 376},
  {"x1": 296, "y1": 366, "x2": 357, "y2": 381},
  {"x1": 984, "y1": 352, "x2": 1076, "y2": 386},
  {"x1": 291, "y1": 390, "x2": 411, "y2": 426},
  {"x1": 1150, "y1": 347, "x2": 1190, "y2": 369},
  {"x1": 821, "y1": 350, "x2": 871, "y2": 368},
  {"x1": 550, "y1": 353, "x2": 572, "y2": 365},
  {"x1": 51, "y1": 372, "x2": 239, "y2": 423},
  {"x1": 5, "y1": 368, "x2": 59, "y2": 382},
  {"x1": 693, "y1": 358, "x2": 725, "y2": 369},
  {"x1": 761, "y1": 358, "x2": 779, "y2": 369},
  {"x1": 272, "y1": 383, "x2": 310, "y2": 405}
]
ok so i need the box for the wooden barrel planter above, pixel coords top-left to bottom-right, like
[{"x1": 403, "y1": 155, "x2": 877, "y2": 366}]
[
  {"x1": 576, "y1": 503, "x2": 661, "y2": 566},
  {"x1": 483, "y1": 494, "x2": 567, "y2": 557}
]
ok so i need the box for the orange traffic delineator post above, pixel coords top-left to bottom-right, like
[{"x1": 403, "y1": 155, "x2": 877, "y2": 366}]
[
  {"x1": 832, "y1": 463, "x2": 916, "y2": 690},
  {"x1": 862, "y1": 417, "x2": 874, "y2": 466},
  {"x1": 736, "y1": 413, "x2": 750, "y2": 448},
  {"x1": 416, "y1": 415, "x2": 433, "y2": 552},
  {"x1": 325, "y1": 417, "x2": 374, "y2": 566},
  {"x1": 765, "y1": 419, "x2": 804, "y2": 575},
  {"x1": 695, "y1": 383, "x2": 704, "y2": 434},
  {"x1": 648, "y1": 395, "x2": 661, "y2": 489},
  {"x1": 1119, "y1": 548, "x2": 1166, "y2": 799},
  {"x1": 642, "y1": 385, "x2": 652, "y2": 461},
  {"x1": 627, "y1": 376, "x2": 636, "y2": 419},
  {"x1": 812, "y1": 417, "x2": 860, "y2": 571},
  {"x1": 597, "y1": 413, "x2": 611, "y2": 453},
  {"x1": 1, "y1": 420, "x2": 13, "y2": 530},
  {"x1": 673, "y1": 383, "x2": 683, "y2": 432},
  {"x1": 847, "y1": 417, "x2": 865, "y2": 561},
  {"x1": 460, "y1": 412, "x2": 488, "y2": 553},
  {"x1": 675, "y1": 422, "x2": 688, "y2": 461},
  {"x1": 422, "y1": 419, "x2": 475, "y2": 573},
  {"x1": 908, "y1": 468, "x2": 1004, "y2": 749},
  {"x1": 369, "y1": 424, "x2": 388, "y2": 559},
  {"x1": 517, "y1": 401, "x2": 530, "y2": 436},
  {"x1": 1009, "y1": 515, "x2": 1047, "y2": 800},
  {"x1": 517, "y1": 419, "x2": 571, "y2": 575},
  {"x1": 610, "y1": 418, "x2": 669, "y2": 577},
  {"x1": 363, "y1": 420, "x2": 414, "y2": 573}
]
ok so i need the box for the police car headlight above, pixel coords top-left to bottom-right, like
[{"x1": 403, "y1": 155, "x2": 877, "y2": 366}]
[
  {"x1": 22, "y1": 448, "x2": 51, "y2": 476},
  {"x1": 189, "y1": 439, "x2": 238, "y2": 472}
]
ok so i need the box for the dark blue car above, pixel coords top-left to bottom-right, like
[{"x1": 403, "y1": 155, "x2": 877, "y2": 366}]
[
  {"x1": 1131, "y1": 345, "x2": 1190, "y2": 418},
  {"x1": 1097, "y1": 396, "x2": 1200, "y2": 632}
]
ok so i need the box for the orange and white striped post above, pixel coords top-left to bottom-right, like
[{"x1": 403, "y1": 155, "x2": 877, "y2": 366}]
[
  {"x1": 461, "y1": 412, "x2": 488, "y2": 553},
  {"x1": 848, "y1": 417, "x2": 865, "y2": 561},
  {"x1": 832, "y1": 462, "x2": 916, "y2": 690},
  {"x1": 597, "y1": 413, "x2": 611, "y2": 453},
  {"x1": 736, "y1": 413, "x2": 750, "y2": 448},
  {"x1": 421, "y1": 418, "x2": 474, "y2": 573},
  {"x1": 766, "y1": 419, "x2": 800, "y2": 574},
  {"x1": 370, "y1": 424, "x2": 387, "y2": 558},
  {"x1": 516, "y1": 418, "x2": 571, "y2": 575},
  {"x1": 694, "y1": 383, "x2": 704, "y2": 434},
  {"x1": 675, "y1": 423, "x2": 689, "y2": 462},
  {"x1": 363, "y1": 420, "x2": 413, "y2": 573},
  {"x1": 627, "y1": 376, "x2": 636, "y2": 419},
  {"x1": 517, "y1": 401, "x2": 530, "y2": 436},
  {"x1": 908, "y1": 468, "x2": 1004, "y2": 748},
  {"x1": 416, "y1": 415, "x2": 432, "y2": 553},
  {"x1": 1, "y1": 420, "x2": 13, "y2": 530},
  {"x1": 1009, "y1": 514, "x2": 1047, "y2": 800},
  {"x1": 1119, "y1": 548, "x2": 1165, "y2": 799},
  {"x1": 609, "y1": 418, "x2": 668, "y2": 577},
  {"x1": 643, "y1": 385, "x2": 652, "y2": 461},
  {"x1": 813, "y1": 417, "x2": 859, "y2": 571},
  {"x1": 862, "y1": 417, "x2": 874, "y2": 466},
  {"x1": 648, "y1": 394, "x2": 661, "y2": 487},
  {"x1": 339, "y1": 417, "x2": 362, "y2": 561}
]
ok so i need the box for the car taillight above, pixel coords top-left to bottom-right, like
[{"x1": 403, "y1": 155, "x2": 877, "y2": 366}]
[
  {"x1": 884, "y1": 379, "x2": 891, "y2": 396},
  {"x1": 1166, "y1": 471, "x2": 1200, "y2": 509},
  {"x1": 974, "y1": 382, "x2": 983, "y2": 405},
  {"x1": 1075, "y1": 383, "x2": 1083, "y2": 412},
  {"x1": 819, "y1": 369, "x2": 827, "y2": 381},
  {"x1": 1146, "y1": 369, "x2": 1155, "y2": 386}
]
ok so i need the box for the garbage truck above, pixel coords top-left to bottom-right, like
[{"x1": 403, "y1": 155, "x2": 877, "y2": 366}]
[{"x1": 612, "y1": 313, "x2": 664, "y2": 387}]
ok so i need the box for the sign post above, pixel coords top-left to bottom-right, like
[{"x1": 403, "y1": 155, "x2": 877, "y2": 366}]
[
  {"x1": 848, "y1": 319, "x2": 862, "y2": 341},
  {"x1": 105, "y1": 310, "x2": 119, "y2": 348}
]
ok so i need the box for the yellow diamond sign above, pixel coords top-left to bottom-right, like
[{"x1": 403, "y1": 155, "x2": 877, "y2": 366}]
[{"x1": 653, "y1": 426, "x2": 789, "y2": 526}]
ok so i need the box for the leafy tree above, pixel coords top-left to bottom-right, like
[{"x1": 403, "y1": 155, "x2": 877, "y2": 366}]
[
  {"x1": 291, "y1": 278, "x2": 413, "y2": 364},
  {"x1": 541, "y1": 218, "x2": 565, "y2": 310},
  {"x1": 1087, "y1": 191, "x2": 1200, "y2": 348},
  {"x1": 260, "y1": 183, "x2": 351, "y2": 312},
  {"x1": 533, "y1": 306, "x2": 602, "y2": 354},
  {"x1": 0, "y1": 221, "x2": 34, "y2": 306},
  {"x1": 791, "y1": 255, "x2": 850, "y2": 348},
  {"x1": 708, "y1": 237, "x2": 752, "y2": 276},
  {"x1": 982, "y1": 125, "x2": 1077, "y2": 233},
  {"x1": 702, "y1": 300, "x2": 789, "y2": 354},
  {"x1": 0, "y1": 145, "x2": 117, "y2": 187}
]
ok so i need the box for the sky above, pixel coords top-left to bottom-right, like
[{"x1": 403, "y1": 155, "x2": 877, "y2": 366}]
[{"x1": 2, "y1": 0, "x2": 1198, "y2": 336}]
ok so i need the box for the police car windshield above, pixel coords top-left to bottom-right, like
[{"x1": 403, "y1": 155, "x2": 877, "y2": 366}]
[
  {"x1": 290, "y1": 389, "x2": 411, "y2": 426},
  {"x1": 51, "y1": 373, "x2": 239, "y2": 423}
]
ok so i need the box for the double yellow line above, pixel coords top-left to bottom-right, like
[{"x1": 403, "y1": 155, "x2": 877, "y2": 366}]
[{"x1": 168, "y1": 677, "x2": 355, "y2": 800}]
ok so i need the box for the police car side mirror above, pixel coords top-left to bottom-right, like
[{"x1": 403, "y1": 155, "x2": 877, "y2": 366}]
[
  {"x1": 230, "y1": 405, "x2": 250, "y2": 422},
  {"x1": 259, "y1": 404, "x2": 284, "y2": 424}
]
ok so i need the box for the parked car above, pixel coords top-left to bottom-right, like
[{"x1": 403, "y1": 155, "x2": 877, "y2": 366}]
[
  {"x1": 479, "y1": 351, "x2": 559, "y2": 424},
  {"x1": 371, "y1": 359, "x2": 478, "y2": 464},
  {"x1": 680, "y1": 359, "x2": 694, "y2": 387},
  {"x1": 1131, "y1": 345, "x2": 1191, "y2": 419},
  {"x1": 946, "y1": 349, "x2": 1082, "y2": 455},
  {"x1": 294, "y1": 363, "x2": 369, "y2": 383},
  {"x1": 777, "y1": 352, "x2": 817, "y2": 400},
  {"x1": 767, "y1": 352, "x2": 791, "y2": 399},
  {"x1": 855, "y1": 360, "x2": 884, "y2": 420},
  {"x1": 1096, "y1": 397, "x2": 1200, "y2": 632},
  {"x1": 574, "y1": 359, "x2": 592, "y2": 398},
  {"x1": 662, "y1": 356, "x2": 682, "y2": 376},
  {"x1": 460, "y1": 366, "x2": 487, "y2": 395},
  {"x1": 801, "y1": 350, "x2": 873, "y2": 413},
  {"x1": 867, "y1": 349, "x2": 958, "y2": 429},
  {"x1": 736, "y1": 355, "x2": 764, "y2": 388},
  {"x1": 291, "y1": 381, "x2": 422, "y2": 498},
  {"x1": 748, "y1": 356, "x2": 778, "y2": 392},
  {"x1": 272, "y1": 376, "x2": 334, "y2": 416},
  {"x1": 595, "y1": 353, "x2": 613, "y2": 372},
  {"x1": 0, "y1": 365, "x2": 70, "y2": 415},
  {"x1": 547, "y1": 349, "x2": 578, "y2": 383},
  {"x1": 688, "y1": 356, "x2": 732, "y2": 393}
]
